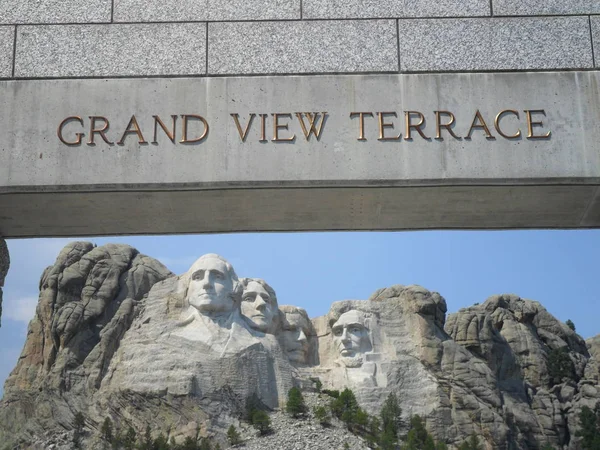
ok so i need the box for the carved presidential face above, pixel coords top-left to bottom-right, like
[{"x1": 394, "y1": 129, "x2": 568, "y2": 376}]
[
  {"x1": 187, "y1": 255, "x2": 236, "y2": 313},
  {"x1": 332, "y1": 310, "x2": 372, "y2": 365},
  {"x1": 281, "y1": 312, "x2": 310, "y2": 364},
  {"x1": 241, "y1": 281, "x2": 277, "y2": 332}
]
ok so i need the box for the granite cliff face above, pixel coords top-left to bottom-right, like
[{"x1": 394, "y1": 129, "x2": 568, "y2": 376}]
[
  {"x1": 0, "y1": 243, "x2": 599, "y2": 450},
  {"x1": 0, "y1": 238, "x2": 9, "y2": 325}
]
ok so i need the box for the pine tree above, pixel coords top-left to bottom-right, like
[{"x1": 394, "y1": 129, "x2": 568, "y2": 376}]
[
  {"x1": 123, "y1": 426, "x2": 136, "y2": 450},
  {"x1": 576, "y1": 405, "x2": 600, "y2": 449},
  {"x1": 227, "y1": 424, "x2": 242, "y2": 446},
  {"x1": 566, "y1": 319, "x2": 576, "y2": 331},
  {"x1": 252, "y1": 409, "x2": 272, "y2": 435},
  {"x1": 153, "y1": 432, "x2": 169, "y2": 450},
  {"x1": 314, "y1": 406, "x2": 331, "y2": 426},
  {"x1": 244, "y1": 392, "x2": 264, "y2": 422},
  {"x1": 101, "y1": 417, "x2": 113, "y2": 442},
  {"x1": 547, "y1": 347, "x2": 573, "y2": 385},
  {"x1": 72, "y1": 412, "x2": 85, "y2": 448},
  {"x1": 286, "y1": 387, "x2": 307, "y2": 418},
  {"x1": 380, "y1": 392, "x2": 402, "y2": 439}
]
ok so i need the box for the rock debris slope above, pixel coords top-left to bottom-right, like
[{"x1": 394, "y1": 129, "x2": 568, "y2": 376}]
[{"x1": 0, "y1": 244, "x2": 598, "y2": 450}]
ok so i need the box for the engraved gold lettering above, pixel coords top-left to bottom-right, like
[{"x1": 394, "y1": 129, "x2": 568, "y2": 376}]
[
  {"x1": 57, "y1": 116, "x2": 84, "y2": 146},
  {"x1": 87, "y1": 116, "x2": 113, "y2": 145},
  {"x1": 180, "y1": 115, "x2": 209, "y2": 143},
  {"x1": 231, "y1": 113, "x2": 256, "y2": 142},
  {"x1": 272, "y1": 113, "x2": 295, "y2": 142},
  {"x1": 434, "y1": 111, "x2": 460, "y2": 140},
  {"x1": 494, "y1": 110, "x2": 521, "y2": 139},
  {"x1": 350, "y1": 112, "x2": 374, "y2": 141},
  {"x1": 259, "y1": 114, "x2": 268, "y2": 143},
  {"x1": 152, "y1": 115, "x2": 177, "y2": 144},
  {"x1": 118, "y1": 115, "x2": 147, "y2": 145},
  {"x1": 465, "y1": 110, "x2": 495, "y2": 139},
  {"x1": 404, "y1": 111, "x2": 429, "y2": 140},
  {"x1": 295, "y1": 112, "x2": 328, "y2": 141},
  {"x1": 525, "y1": 109, "x2": 551, "y2": 139},
  {"x1": 376, "y1": 112, "x2": 401, "y2": 141}
]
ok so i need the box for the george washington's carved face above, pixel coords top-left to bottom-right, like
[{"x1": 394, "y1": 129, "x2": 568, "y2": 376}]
[{"x1": 187, "y1": 255, "x2": 236, "y2": 313}]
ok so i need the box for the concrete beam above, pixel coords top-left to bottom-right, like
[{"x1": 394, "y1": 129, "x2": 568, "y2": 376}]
[{"x1": 1, "y1": 72, "x2": 600, "y2": 236}]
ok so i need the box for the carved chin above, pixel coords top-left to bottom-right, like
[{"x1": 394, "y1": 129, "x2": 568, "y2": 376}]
[{"x1": 339, "y1": 355, "x2": 363, "y2": 368}]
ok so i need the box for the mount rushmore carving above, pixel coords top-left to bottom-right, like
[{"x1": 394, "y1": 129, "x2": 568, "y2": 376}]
[{"x1": 0, "y1": 243, "x2": 599, "y2": 449}]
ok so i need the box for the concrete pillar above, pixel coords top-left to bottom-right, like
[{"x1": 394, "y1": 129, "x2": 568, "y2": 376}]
[{"x1": 0, "y1": 238, "x2": 9, "y2": 326}]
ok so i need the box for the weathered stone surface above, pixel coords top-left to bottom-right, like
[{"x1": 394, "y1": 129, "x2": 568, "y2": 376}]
[
  {"x1": 0, "y1": 238, "x2": 8, "y2": 325},
  {"x1": 1, "y1": 247, "x2": 599, "y2": 449},
  {"x1": 114, "y1": 0, "x2": 299, "y2": 22},
  {"x1": 0, "y1": 242, "x2": 172, "y2": 446},
  {"x1": 592, "y1": 16, "x2": 600, "y2": 69},
  {"x1": 0, "y1": 27, "x2": 13, "y2": 78},
  {"x1": 15, "y1": 23, "x2": 207, "y2": 78},
  {"x1": 208, "y1": 20, "x2": 398, "y2": 74},
  {"x1": 303, "y1": 0, "x2": 489, "y2": 19},
  {"x1": 0, "y1": 0, "x2": 111, "y2": 24},
  {"x1": 494, "y1": 0, "x2": 600, "y2": 16},
  {"x1": 398, "y1": 17, "x2": 594, "y2": 71}
]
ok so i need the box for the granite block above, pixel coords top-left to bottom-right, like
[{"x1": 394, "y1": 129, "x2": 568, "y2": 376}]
[
  {"x1": 15, "y1": 23, "x2": 207, "y2": 78},
  {"x1": 0, "y1": 27, "x2": 13, "y2": 77},
  {"x1": 303, "y1": 0, "x2": 490, "y2": 19},
  {"x1": 0, "y1": 0, "x2": 111, "y2": 24},
  {"x1": 592, "y1": 16, "x2": 600, "y2": 68},
  {"x1": 208, "y1": 20, "x2": 398, "y2": 75},
  {"x1": 493, "y1": 0, "x2": 600, "y2": 16},
  {"x1": 113, "y1": 0, "x2": 300, "y2": 22},
  {"x1": 398, "y1": 17, "x2": 593, "y2": 71}
]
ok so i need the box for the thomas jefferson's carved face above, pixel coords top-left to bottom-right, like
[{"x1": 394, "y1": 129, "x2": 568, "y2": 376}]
[
  {"x1": 281, "y1": 312, "x2": 310, "y2": 364},
  {"x1": 332, "y1": 310, "x2": 371, "y2": 365},
  {"x1": 241, "y1": 281, "x2": 277, "y2": 332},
  {"x1": 187, "y1": 256, "x2": 235, "y2": 313}
]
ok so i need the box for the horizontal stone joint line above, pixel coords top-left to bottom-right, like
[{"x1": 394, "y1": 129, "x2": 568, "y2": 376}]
[
  {"x1": 2, "y1": 67, "x2": 600, "y2": 82},
  {"x1": 2, "y1": 14, "x2": 599, "y2": 27}
]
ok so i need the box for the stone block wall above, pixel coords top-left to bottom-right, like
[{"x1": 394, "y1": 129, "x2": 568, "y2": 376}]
[{"x1": 0, "y1": 0, "x2": 598, "y2": 78}]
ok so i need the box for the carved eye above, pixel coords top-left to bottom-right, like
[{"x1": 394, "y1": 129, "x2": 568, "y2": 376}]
[
  {"x1": 192, "y1": 270, "x2": 204, "y2": 281},
  {"x1": 213, "y1": 271, "x2": 224, "y2": 280},
  {"x1": 243, "y1": 296, "x2": 253, "y2": 303},
  {"x1": 333, "y1": 328, "x2": 342, "y2": 336},
  {"x1": 349, "y1": 326, "x2": 361, "y2": 333}
]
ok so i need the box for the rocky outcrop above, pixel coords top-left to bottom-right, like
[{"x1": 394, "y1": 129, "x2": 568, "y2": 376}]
[
  {"x1": 0, "y1": 242, "x2": 173, "y2": 447},
  {"x1": 0, "y1": 245, "x2": 599, "y2": 450},
  {"x1": 0, "y1": 238, "x2": 9, "y2": 325}
]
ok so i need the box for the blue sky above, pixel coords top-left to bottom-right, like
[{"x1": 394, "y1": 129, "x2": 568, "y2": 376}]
[{"x1": 1, "y1": 230, "x2": 599, "y2": 395}]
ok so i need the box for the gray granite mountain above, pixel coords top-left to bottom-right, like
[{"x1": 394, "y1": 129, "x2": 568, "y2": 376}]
[
  {"x1": 0, "y1": 243, "x2": 598, "y2": 449},
  {"x1": 0, "y1": 238, "x2": 9, "y2": 325}
]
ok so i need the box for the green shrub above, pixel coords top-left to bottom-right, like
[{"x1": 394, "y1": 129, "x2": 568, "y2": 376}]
[
  {"x1": 251, "y1": 409, "x2": 272, "y2": 435},
  {"x1": 547, "y1": 347, "x2": 574, "y2": 385},
  {"x1": 313, "y1": 406, "x2": 331, "y2": 426},
  {"x1": 227, "y1": 425, "x2": 242, "y2": 446},
  {"x1": 566, "y1": 319, "x2": 576, "y2": 331},
  {"x1": 286, "y1": 387, "x2": 308, "y2": 418}
]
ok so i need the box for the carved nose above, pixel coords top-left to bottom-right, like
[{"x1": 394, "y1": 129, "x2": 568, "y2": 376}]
[
  {"x1": 341, "y1": 328, "x2": 350, "y2": 342},
  {"x1": 297, "y1": 330, "x2": 307, "y2": 342},
  {"x1": 255, "y1": 297, "x2": 267, "y2": 310}
]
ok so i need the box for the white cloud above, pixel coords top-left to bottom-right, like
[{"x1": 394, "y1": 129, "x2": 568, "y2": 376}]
[{"x1": 3, "y1": 295, "x2": 38, "y2": 324}]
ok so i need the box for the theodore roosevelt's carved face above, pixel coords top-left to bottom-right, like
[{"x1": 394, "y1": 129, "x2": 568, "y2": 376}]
[
  {"x1": 187, "y1": 255, "x2": 237, "y2": 314},
  {"x1": 332, "y1": 310, "x2": 371, "y2": 366},
  {"x1": 241, "y1": 280, "x2": 277, "y2": 332},
  {"x1": 281, "y1": 310, "x2": 311, "y2": 364}
]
